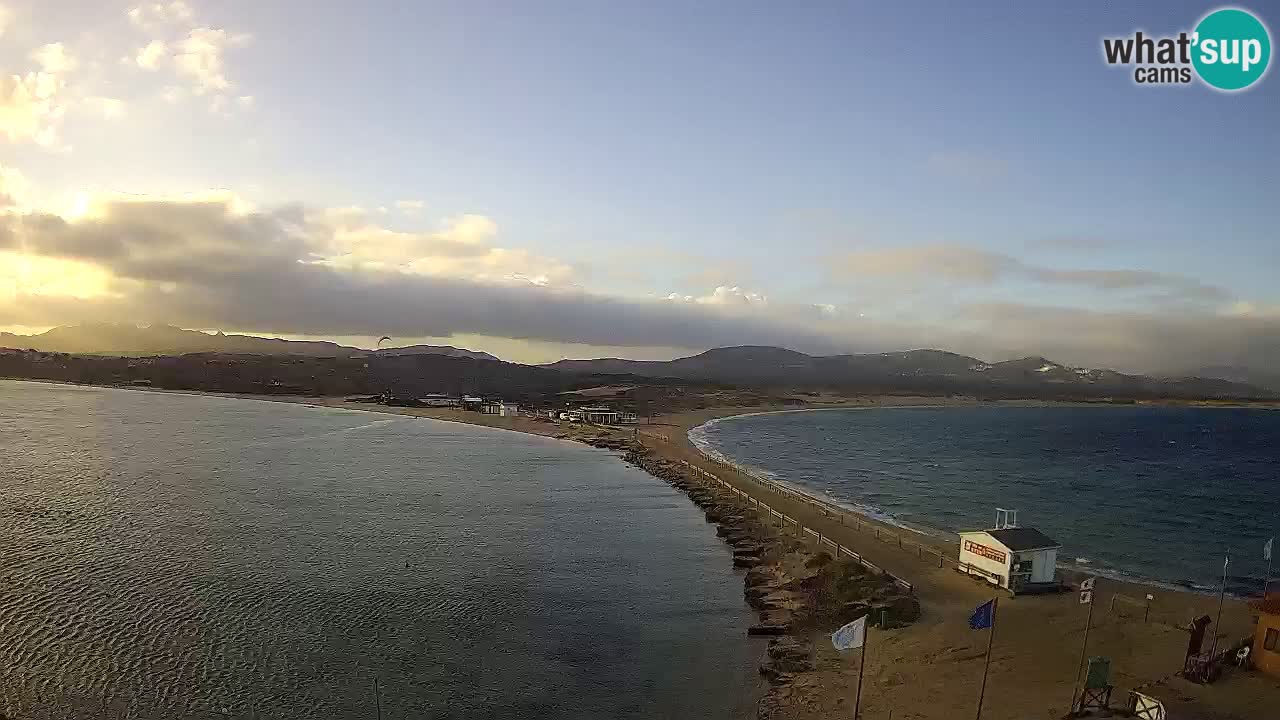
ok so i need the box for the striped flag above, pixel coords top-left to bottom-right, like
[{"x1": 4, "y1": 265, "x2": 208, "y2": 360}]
[{"x1": 1265, "y1": 537, "x2": 1273, "y2": 562}]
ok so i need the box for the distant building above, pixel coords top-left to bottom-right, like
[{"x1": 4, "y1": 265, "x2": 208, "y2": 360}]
[
  {"x1": 481, "y1": 401, "x2": 520, "y2": 416},
  {"x1": 958, "y1": 510, "x2": 1060, "y2": 593},
  {"x1": 579, "y1": 406, "x2": 620, "y2": 424},
  {"x1": 419, "y1": 393, "x2": 459, "y2": 407},
  {"x1": 569, "y1": 406, "x2": 638, "y2": 425},
  {"x1": 1251, "y1": 593, "x2": 1280, "y2": 676},
  {"x1": 460, "y1": 395, "x2": 484, "y2": 411}
]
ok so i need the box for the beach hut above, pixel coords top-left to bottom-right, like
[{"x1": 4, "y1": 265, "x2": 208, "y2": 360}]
[{"x1": 958, "y1": 509, "x2": 1061, "y2": 593}]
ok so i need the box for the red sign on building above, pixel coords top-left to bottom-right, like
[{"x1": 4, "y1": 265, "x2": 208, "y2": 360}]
[{"x1": 964, "y1": 539, "x2": 1007, "y2": 564}]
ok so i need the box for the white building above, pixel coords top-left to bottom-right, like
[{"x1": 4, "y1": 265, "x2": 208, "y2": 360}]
[
  {"x1": 481, "y1": 401, "x2": 520, "y2": 416},
  {"x1": 958, "y1": 512, "x2": 1060, "y2": 593},
  {"x1": 419, "y1": 394, "x2": 458, "y2": 407}
]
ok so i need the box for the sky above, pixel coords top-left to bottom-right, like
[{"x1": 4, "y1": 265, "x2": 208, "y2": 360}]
[{"x1": 1, "y1": 1, "x2": 1277, "y2": 370}]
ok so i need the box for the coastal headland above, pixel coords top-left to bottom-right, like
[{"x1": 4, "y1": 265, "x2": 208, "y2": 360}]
[
  {"x1": 3, "y1": 378, "x2": 1276, "y2": 718},
  {"x1": 296, "y1": 395, "x2": 1279, "y2": 720}
]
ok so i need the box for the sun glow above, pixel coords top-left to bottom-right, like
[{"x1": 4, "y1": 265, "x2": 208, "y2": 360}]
[{"x1": 0, "y1": 251, "x2": 118, "y2": 300}]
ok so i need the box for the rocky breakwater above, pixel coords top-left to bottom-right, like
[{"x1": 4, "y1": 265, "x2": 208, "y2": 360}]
[{"x1": 620, "y1": 445, "x2": 921, "y2": 719}]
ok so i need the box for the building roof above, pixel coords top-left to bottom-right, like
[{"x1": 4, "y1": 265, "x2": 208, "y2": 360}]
[{"x1": 984, "y1": 527, "x2": 1061, "y2": 551}]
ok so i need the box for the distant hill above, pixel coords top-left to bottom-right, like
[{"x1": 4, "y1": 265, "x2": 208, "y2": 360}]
[
  {"x1": 2, "y1": 327, "x2": 1268, "y2": 401},
  {"x1": 545, "y1": 346, "x2": 1272, "y2": 400},
  {"x1": 1188, "y1": 365, "x2": 1280, "y2": 393},
  {"x1": 0, "y1": 324, "x2": 499, "y2": 361},
  {"x1": 372, "y1": 344, "x2": 499, "y2": 362}
]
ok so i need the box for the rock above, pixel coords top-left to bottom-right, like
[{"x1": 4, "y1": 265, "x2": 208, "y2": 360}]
[
  {"x1": 804, "y1": 551, "x2": 833, "y2": 568},
  {"x1": 824, "y1": 601, "x2": 865, "y2": 625},
  {"x1": 748, "y1": 623, "x2": 788, "y2": 636},
  {"x1": 889, "y1": 595, "x2": 922, "y2": 623},
  {"x1": 759, "y1": 637, "x2": 814, "y2": 679}
]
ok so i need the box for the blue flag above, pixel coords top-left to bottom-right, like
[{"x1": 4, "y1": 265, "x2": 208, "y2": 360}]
[{"x1": 969, "y1": 599, "x2": 995, "y2": 630}]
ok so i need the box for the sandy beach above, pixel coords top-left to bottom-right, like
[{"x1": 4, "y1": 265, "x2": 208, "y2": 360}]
[{"x1": 276, "y1": 395, "x2": 1276, "y2": 720}]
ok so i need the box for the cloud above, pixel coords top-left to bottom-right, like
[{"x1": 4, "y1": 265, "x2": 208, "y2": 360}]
[
  {"x1": 85, "y1": 96, "x2": 127, "y2": 120},
  {"x1": 835, "y1": 244, "x2": 1229, "y2": 303},
  {"x1": 0, "y1": 164, "x2": 29, "y2": 210},
  {"x1": 0, "y1": 186, "x2": 1274, "y2": 374},
  {"x1": 31, "y1": 43, "x2": 78, "y2": 74},
  {"x1": 840, "y1": 245, "x2": 1015, "y2": 284},
  {"x1": 128, "y1": 2, "x2": 194, "y2": 30},
  {"x1": 960, "y1": 303, "x2": 1280, "y2": 374},
  {"x1": 173, "y1": 28, "x2": 248, "y2": 95},
  {"x1": 125, "y1": 4, "x2": 252, "y2": 111},
  {"x1": 134, "y1": 40, "x2": 168, "y2": 70},
  {"x1": 0, "y1": 4, "x2": 12, "y2": 38},
  {"x1": 0, "y1": 192, "x2": 854, "y2": 353},
  {"x1": 395, "y1": 199, "x2": 425, "y2": 214},
  {"x1": 1, "y1": 45, "x2": 77, "y2": 147},
  {"x1": 667, "y1": 285, "x2": 768, "y2": 306}
]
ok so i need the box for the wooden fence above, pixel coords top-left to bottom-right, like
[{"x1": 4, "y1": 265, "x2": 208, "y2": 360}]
[{"x1": 674, "y1": 458, "x2": 917, "y2": 594}]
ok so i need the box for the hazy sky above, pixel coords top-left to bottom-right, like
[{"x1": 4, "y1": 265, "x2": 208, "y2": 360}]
[{"x1": 1, "y1": 1, "x2": 1277, "y2": 368}]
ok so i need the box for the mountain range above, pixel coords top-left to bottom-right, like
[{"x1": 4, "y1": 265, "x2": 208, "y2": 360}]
[
  {"x1": 545, "y1": 346, "x2": 1273, "y2": 398},
  {"x1": 0, "y1": 324, "x2": 498, "y2": 361},
  {"x1": 1, "y1": 324, "x2": 1271, "y2": 399}
]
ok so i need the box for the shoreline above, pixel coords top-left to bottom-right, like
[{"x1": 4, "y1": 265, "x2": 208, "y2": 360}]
[
  {"x1": 685, "y1": 407, "x2": 1261, "y2": 599},
  {"x1": 277, "y1": 390, "x2": 1271, "y2": 717},
  {"x1": 5, "y1": 379, "x2": 1277, "y2": 717}
]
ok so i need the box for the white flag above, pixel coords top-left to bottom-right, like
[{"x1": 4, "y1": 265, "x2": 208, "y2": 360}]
[
  {"x1": 1265, "y1": 537, "x2": 1273, "y2": 562},
  {"x1": 831, "y1": 615, "x2": 867, "y2": 651}
]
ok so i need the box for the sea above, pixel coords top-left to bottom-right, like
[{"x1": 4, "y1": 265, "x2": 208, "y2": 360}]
[
  {"x1": 691, "y1": 405, "x2": 1280, "y2": 596},
  {"x1": 0, "y1": 380, "x2": 760, "y2": 719}
]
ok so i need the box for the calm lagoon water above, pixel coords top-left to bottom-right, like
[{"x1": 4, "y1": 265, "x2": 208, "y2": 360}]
[
  {"x1": 0, "y1": 380, "x2": 760, "y2": 719},
  {"x1": 692, "y1": 405, "x2": 1280, "y2": 595}
]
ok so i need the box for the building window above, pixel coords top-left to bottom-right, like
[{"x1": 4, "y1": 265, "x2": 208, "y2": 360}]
[{"x1": 1266, "y1": 628, "x2": 1279, "y2": 652}]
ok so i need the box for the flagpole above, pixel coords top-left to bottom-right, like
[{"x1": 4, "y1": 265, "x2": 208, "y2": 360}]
[
  {"x1": 854, "y1": 624, "x2": 869, "y2": 719},
  {"x1": 1210, "y1": 554, "x2": 1229, "y2": 661},
  {"x1": 975, "y1": 597, "x2": 998, "y2": 720},
  {"x1": 1266, "y1": 538, "x2": 1274, "y2": 596},
  {"x1": 1071, "y1": 593, "x2": 1095, "y2": 712}
]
